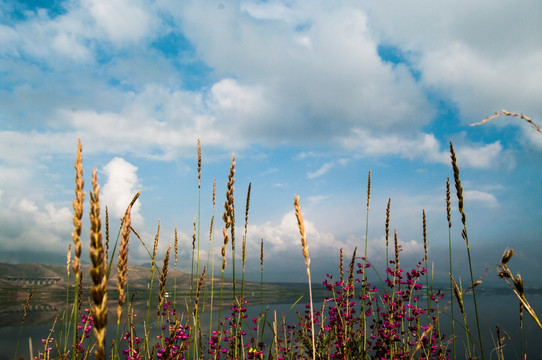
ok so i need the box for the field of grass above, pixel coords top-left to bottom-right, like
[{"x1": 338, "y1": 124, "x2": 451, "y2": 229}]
[{"x1": 10, "y1": 112, "x2": 542, "y2": 359}]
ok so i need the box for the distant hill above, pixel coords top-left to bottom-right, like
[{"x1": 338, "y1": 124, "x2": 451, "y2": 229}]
[
  {"x1": 0, "y1": 262, "x2": 197, "y2": 292},
  {"x1": 0, "y1": 263, "x2": 309, "y2": 302}
]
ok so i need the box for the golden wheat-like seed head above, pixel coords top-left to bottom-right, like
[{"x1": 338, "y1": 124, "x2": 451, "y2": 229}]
[
  {"x1": 153, "y1": 220, "x2": 161, "y2": 260},
  {"x1": 222, "y1": 228, "x2": 229, "y2": 271},
  {"x1": 449, "y1": 142, "x2": 466, "y2": 226},
  {"x1": 450, "y1": 274, "x2": 465, "y2": 315},
  {"x1": 117, "y1": 200, "x2": 132, "y2": 324},
  {"x1": 89, "y1": 168, "x2": 107, "y2": 360},
  {"x1": 66, "y1": 244, "x2": 71, "y2": 277},
  {"x1": 294, "y1": 195, "x2": 310, "y2": 268},
  {"x1": 501, "y1": 248, "x2": 514, "y2": 265},
  {"x1": 514, "y1": 273, "x2": 524, "y2": 295},
  {"x1": 193, "y1": 266, "x2": 206, "y2": 317},
  {"x1": 223, "y1": 155, "x2": 236, "y2": 234},
  {"x1": 157, "y1": 245, "x2": 171, "y2": 316},
  {"x1": 497, "y1": 264, "x2": 512, "y2": 279},
  {"x1": 71, "y1": 138, "x2": 84, "y2": 277}
]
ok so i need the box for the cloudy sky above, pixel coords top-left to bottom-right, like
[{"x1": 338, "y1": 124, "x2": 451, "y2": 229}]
[{"x1": 1, "y1": 0, "x2": 541, "y2": 286}]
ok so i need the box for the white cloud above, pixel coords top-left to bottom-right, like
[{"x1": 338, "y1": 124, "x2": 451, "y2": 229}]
[
  {"x1": 341, "y1": 129, "x2": 515, "y2": 169},
  {"x1": 464, "y1": 190, "x2": 498, "y2": 208},
  {"x1": 342, "y1": 130, "x2": 445, "y2": 162},
  {"x1": 0, "y1": 197, "x2": 72, "y2": 252},
  {"x1": 362, "y1": 0, "x2": 542, "y2": 126},
  {"x1": 177, "y1": 0, "x2": 435, "y2": 136},
  {"x1": 101, "y1": 157, "x2": 143, "y2": 226},
  {"x1": 83, "y1": 0, "x2": 158, "y2": 44},
  {"x1": 455, "y1": 141, "x2": 515, "y2": 169},
  {"x1": 307, "y1": 163, "x2": 333, "y2": 179}
]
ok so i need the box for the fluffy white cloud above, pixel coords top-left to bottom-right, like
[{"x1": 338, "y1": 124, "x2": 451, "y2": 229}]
[
  {"x1": 464, "y1": 190, "x2": 498, "y2": 208},
  {"x1": 83, "y1": 0, "x2": 158, "y2": 44},
  {"x1": 362, "y1": 0, "x2": 542, "y2": 124},
  {"x1": 101, "y1": 157, "x2": 143, "y2": 226},
  {"x1": 341, "y1": 129, "x2": 516, "y2": 169}
]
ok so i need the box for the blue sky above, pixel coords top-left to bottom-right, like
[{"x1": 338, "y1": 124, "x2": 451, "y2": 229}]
[{"x1": 1, "y1": 0, "x2": 541, "y2": 286}]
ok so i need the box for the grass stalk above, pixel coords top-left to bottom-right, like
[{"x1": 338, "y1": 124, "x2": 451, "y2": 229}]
[
  {"x1": 196, "y1": 139, "x2": 202, "y2": 304},
  {"x1": 89, "y1": 168, "x2": 107, "y2": 360},
  {"x1": 446, "y1": 178, "x2": 456, "y2": 360},
  {"x1": 450, "y1": 141, "x2": 485, "y2": 359},
  {"x1": 241, "y1": 182, "x2": 251, "y2": 298},
  {"x1": 294, "y1": 195, "x2": 315, "y2": 360},
  {"x1": 70, "y1": 139, "x2": 85, "y2": 358},
  {"x1": 361, "y1": 169, "x2": 371, "y2": 358},
  {"x1": 223, "y1": 154, "x2": 236, "y2": 298},
  {"x1": 13, "y1": 288, "x2": 33, "y2": 360}
]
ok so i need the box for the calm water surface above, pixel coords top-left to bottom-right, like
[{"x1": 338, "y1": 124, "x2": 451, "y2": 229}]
[{"x1": 1, "y1": 291, "x2": 541, "y2": 359}]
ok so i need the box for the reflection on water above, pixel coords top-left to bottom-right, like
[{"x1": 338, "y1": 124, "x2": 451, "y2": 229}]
[{"x1": 1, "y1": 290, "x2": 541, "y2": 359}]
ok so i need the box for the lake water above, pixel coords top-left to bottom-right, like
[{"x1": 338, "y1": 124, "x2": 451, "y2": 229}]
[{"x1": 1, "y1": 290, "x2": 541, "y2": 359}]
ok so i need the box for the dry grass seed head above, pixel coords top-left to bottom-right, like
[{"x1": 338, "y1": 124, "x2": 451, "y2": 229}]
[
  {"x1": 347, "y1": 247, "x2": 357, "y2": 286},
  {"x1": 72, "y1": 138, "x2": 85, "y2": 277},
  {"x1": 157, "y1": 245, "x2": 171, "y2": 316},
  {"x1": 222, "y1": 228, "x2": 229, "y2": 271},
  {"x1": 449, "y1": 142, "x2": 467, "y2": 226},
  {"x1": 260, "y1": 238, "x2": 264, "y2": 268},
  {"x1": 471, "y1": 110, "x2": 541, "y2": 134},
  {"x1": 89, "y1": 168, "x2": 107, "y2": 360},
  {"x1": 22, "y1": 288, "x2": 34, "y2": 325},
  {"x1": 366, "y1": 169, "x2": 371, "y2": 212},
  {"x1": 117, "y1": 198, "x2": 134, "y2": 324},
  {"x1": 385, "y1": 198, "x2": 391, "y2": 245},
  {"x1": 446, "y1": 178, "x2": 451, "y2": 229},
  {"x1": 294, "y1": 195, "x2": 310, "y2": 268},
  {"x1": 197, "y1": 139, "x2": 202, "y2": 189},
  {"x1": 153, "y1": 220, "x2": 161, "y2": 261},
  {"x1": 501, "y1": 247, "x2": 514, "y2": 265},
  {"x1": 192, "y1": 218, "x2": 196, "y2": 250},
  {"x1": 339, "y1": 248, "x2": 344, "y2": 282},
  {"x1": 193, "y1": 266, "x2": 207, "y2": 317},
  {"x1": 174, "y1": 225, "x2": 179, "y2": 269},
  {"x1": 450, "y1": 274, "x2": 465, "y2": 315},
  {"x1": 105, "y1": 206, "x2": 110, "y2": 263},
  {"x1": 422, "y1": 209, "x2": 427, "y2": 262},
  {"x1": 66, "y1": 244, "x2": 71, "y2": 277}
]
